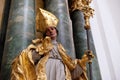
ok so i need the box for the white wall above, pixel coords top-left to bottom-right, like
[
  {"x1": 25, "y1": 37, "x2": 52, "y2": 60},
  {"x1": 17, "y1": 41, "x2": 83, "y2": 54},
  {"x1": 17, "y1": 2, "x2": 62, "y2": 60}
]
[{"x1": 90, "y1": 0, "x2": 120, "y2": 80}]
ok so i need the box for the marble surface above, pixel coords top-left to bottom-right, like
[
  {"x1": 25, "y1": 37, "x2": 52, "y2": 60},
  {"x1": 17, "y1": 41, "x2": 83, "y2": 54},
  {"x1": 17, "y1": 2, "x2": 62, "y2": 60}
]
[
  {"x1": 0, "y1": 0, "x2": 35, "y2": 79},
  {"x1": 44, "y1": 0, "x2": 75, "y2": 58},
  {"x1": 71, "y1": 10, "x2": 87, "y2": 58}
]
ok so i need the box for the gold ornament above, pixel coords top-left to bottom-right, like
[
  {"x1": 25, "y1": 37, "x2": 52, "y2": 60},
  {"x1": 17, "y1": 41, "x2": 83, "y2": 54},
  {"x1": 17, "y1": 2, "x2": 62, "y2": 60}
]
[
  {"x1": 36, "y1": 8, "x2": 59, "y2": 33},
  {"x1": 70, "y1": 0, "x2": 94, "y2": 29}
]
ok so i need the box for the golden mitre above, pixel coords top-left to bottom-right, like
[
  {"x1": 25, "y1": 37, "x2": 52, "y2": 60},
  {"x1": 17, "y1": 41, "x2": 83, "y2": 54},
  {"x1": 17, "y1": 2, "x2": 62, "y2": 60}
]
[{"x1": 36, "y1": 8, "x2": 59, "y2": 33}]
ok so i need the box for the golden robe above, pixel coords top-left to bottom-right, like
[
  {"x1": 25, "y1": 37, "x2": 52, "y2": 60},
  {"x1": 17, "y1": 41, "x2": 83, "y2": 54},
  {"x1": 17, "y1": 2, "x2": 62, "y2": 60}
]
[{"x1": 10, "y1": 37, "x2": 88, "y2": 80}]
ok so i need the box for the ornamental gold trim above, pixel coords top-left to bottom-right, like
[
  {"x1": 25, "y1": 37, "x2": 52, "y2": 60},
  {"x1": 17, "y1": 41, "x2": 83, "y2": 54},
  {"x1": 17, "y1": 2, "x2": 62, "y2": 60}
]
[{"x1": 70, "y1": 0, "x2": 94, "y2": 29}]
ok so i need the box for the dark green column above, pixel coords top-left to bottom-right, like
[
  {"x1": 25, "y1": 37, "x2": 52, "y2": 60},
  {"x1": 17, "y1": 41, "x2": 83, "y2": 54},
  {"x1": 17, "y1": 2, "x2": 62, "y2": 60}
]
[
  {"x1": 0, "y1": 0, "x2": 35, "y2": 79},
  {"x1": 70, "y1": 10, "x2": 87, "y2": 58},
  {"x1": 88, "y1": 30, "x2": 102, "y2": 80},
  {"x1": 44, "y1": 0, "x2": 75, "y2": 58},
  {"x1": 70, "y1": 10, "x2": 102, "y2": 80}
]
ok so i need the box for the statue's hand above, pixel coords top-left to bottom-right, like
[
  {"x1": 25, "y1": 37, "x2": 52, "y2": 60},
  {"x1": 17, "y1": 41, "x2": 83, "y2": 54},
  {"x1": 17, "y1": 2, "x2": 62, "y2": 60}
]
[
  {"x1": 83, "y1": 50, "x2": 94, "y2": 63},
  {"x1": 31, "y1": 49, "x2": 42, "y2": 65},
  {"x1": 27, "y1": 44, "x2": 44, "y2": 56},
  {"x1": 77, "y1": 50, "x2": 94, "y2": 71}
]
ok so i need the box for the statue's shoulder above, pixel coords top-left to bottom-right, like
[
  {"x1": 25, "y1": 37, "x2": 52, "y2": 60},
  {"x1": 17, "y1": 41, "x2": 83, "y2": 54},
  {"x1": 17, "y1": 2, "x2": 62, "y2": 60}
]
[
  {"x1": 32, "y1": 38, "x2": 43, "y2": 44},
  {"x1": 32, "y1": 37, "x2": 51, "y2": 44}
]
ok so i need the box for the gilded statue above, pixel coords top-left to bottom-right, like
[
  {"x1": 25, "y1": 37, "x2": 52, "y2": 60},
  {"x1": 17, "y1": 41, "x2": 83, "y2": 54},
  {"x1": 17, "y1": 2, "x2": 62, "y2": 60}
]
[{"x1": 10, "y1": 8, "x2": 94, "y2": 80}]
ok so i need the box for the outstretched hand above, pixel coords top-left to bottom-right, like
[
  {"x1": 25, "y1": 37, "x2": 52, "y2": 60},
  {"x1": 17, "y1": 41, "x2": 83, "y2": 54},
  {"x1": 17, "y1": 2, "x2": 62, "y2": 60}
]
[
  {"x1": 77, "y1": 50, "x2": 94, "y2": 71},
  {"x1": 84, "y1": 50, "x2": 94, "y2": 63}
]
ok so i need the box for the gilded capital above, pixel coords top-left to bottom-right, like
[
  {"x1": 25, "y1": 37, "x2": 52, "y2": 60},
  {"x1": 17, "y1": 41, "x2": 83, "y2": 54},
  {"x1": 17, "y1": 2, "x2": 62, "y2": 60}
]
[{"x1": 70, "y1": 0, "x2": 94, "y2": 29}]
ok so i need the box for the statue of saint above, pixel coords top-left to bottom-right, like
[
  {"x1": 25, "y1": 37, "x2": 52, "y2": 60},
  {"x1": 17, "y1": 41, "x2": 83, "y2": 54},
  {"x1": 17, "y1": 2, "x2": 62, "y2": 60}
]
[{"x1": 10, "y1": 8, "x2": 94, "y2": 80}]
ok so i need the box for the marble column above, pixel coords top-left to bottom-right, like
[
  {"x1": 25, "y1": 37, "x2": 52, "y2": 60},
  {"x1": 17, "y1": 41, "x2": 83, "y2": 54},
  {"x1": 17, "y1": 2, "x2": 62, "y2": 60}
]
[
  {"x1": 88, "y1": 30, "x2": 102, "y2": 80},
  {"x1": 70, "y1": 10, "x2": 87, "y2": 58},
  {"x1": 44, "y1": 0, "x2": 75, "y2": 58},
  {"x1": 0, "y1": 0, "x2": 35, "y2": 79},
  {"x1": 70, "y1": 10, "x2": 102, "y2": 80}
]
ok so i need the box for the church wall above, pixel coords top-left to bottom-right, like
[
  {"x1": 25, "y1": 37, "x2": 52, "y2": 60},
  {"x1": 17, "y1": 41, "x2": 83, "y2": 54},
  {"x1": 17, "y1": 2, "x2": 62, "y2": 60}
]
[{"x1": 90, "y1": 0, "x2": 120, "y2": 80}]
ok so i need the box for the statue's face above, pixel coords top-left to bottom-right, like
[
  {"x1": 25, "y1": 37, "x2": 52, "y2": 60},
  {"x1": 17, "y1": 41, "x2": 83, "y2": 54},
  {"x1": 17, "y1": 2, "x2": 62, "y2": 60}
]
[{"x1": 45, "y1": 27, "x2": 57, "y2": 40}]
